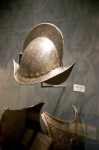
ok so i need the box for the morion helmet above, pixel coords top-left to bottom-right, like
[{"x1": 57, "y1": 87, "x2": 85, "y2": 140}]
[{"x1": 13, "y1": 23, "x2": 75, "y2": 85}]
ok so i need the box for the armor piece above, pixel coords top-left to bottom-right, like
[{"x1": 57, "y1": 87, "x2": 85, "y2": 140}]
[
  {"x1": 13, "y1": 23, "x2": 75, "y2": 85},
  {"x1": 0, "y1": 103, "x2": 51, "y2": 150},
  {"x1": 41, "y1": 105, "x2": 85, "y2": 150},
  {"x1": 30, "y1": 132, "x2": 52, "y2": 150}
]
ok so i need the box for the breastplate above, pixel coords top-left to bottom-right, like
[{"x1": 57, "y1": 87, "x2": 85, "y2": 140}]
[
  {"x1": 41, "y1": 105, "x2": 85, "y2": 150},
  {"x1": 0, "y1": 103, "x2": 51, "y2": 150}
]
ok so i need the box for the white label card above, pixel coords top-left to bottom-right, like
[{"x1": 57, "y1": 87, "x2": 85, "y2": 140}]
[{"x1": 73, "y1": 84, "x2": 85, "y2": 93}]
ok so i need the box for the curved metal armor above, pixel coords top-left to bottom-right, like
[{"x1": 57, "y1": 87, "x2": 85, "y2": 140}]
[
  {"x1": 13, "y1": 23, "x2": 75, "y2": 85},
  {"x1": 41, "y1": 105, "x2": 85, "y2": 150},
  {"x1": 0, "y1": 103, "x2": 52, "y2": 150}
]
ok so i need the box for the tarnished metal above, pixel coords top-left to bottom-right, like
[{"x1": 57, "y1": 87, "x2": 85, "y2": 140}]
[
  {"x1": 0, "y1": 103, "x2": 52, "y2": 150},
  {"x1": 13, "y1": 23, "x2": 75, "y2": 85},
  {"x1": 41, "y1": 106, "x2": 85, "y2": 150},
  {"x1": 30, "y1": 132, "x2": 52, "y2": 150}
]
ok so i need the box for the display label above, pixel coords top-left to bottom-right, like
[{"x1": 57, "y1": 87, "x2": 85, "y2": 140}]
[{"x1": 73, "y1": 84, "x2": 85, "y2": 92}]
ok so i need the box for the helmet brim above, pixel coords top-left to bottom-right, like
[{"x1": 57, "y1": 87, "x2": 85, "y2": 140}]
[{"x1": 13, "y1": 60, "x2": 75, "y2": 85}]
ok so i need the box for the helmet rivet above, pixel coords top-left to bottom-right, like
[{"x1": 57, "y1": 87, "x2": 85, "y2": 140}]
[
  {"x1": 52, "y1": 66, "x2": 55, "y2": 69},
  {"x1": 36, "y1": 73, "x2": 39, "y2": 77},
  {"x1": 30, "y1": 74, "x2": 33, "y2": 77},
  {"x1": 47, "y1": 69, "x2": 50, "y2": 73}
]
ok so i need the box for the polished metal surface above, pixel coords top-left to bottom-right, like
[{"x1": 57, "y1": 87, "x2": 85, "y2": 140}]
[
  {"x1": 41, "y1": 106, "x2": 85, "y2": 150},
  {"x1": 13, "y1": 23, "x2": 75, "y2": 85},
  {"x1": 23, "y1": 23, "x2": 64, "y2": 63},
  {"x1": 19, "y1": 37, "x2": 61, "y2": 78}
]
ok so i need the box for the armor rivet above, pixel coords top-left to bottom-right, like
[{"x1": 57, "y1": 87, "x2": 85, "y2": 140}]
[
  {"x1": 30, "y1": 74, "x2": 33, "y2": 77},
  {"x1": 47, "y1": 70, "x2": 50, "y2": 73},
  {"x1": 36, "y1": 73, "x2": 39, "y2": 77},
  {"x1": 53, "y1": 66, "x2": 55, "y2": 69}
]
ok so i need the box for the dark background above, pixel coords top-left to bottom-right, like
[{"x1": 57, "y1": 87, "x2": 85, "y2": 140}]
[{"x1": 0, "y1": 0, "x2": 99, "y2": 149}]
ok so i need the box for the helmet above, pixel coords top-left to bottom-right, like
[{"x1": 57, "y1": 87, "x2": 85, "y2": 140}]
[{"x1": 13, "y1": 23, "x2": 75, "y2": 85}]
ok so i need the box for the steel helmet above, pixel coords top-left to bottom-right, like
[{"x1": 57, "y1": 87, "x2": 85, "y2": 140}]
[{"x1": 13, "y1": 23, "x2": 75, "y2": 85}]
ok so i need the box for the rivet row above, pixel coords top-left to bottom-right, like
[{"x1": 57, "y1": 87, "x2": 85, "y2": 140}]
[{"x1": 19, "y1": 64, "x2": 60, "y2": 78}]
